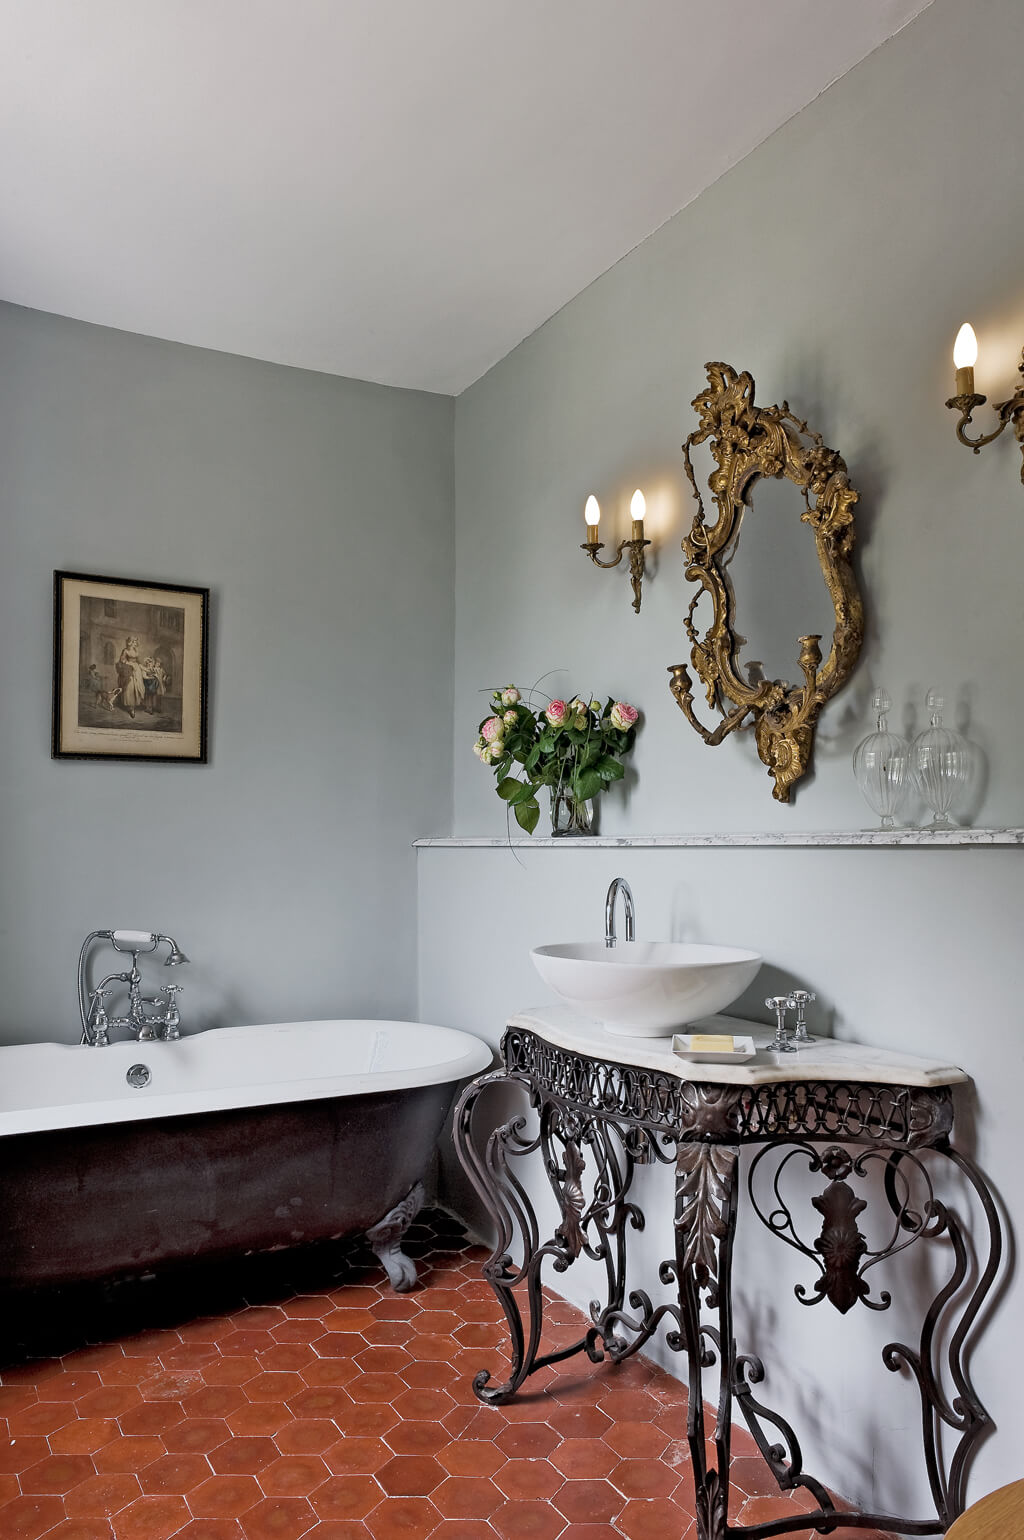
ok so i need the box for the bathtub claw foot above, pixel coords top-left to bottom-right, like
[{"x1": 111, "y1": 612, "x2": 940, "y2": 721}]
[{"x1": 367, "y1": 1182, "x2": 425, "y2": 1292}]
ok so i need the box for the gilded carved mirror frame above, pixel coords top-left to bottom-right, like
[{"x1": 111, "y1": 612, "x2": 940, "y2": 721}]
[{"x1": 668, "y1": 362, "x2": 864, "y2": 802}]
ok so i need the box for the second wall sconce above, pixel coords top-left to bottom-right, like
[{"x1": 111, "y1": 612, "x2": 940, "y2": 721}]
[
  {"x1": 581, "y1": 489, "x2": 650, "y2": 612},
  {"x1": 946, "y1": 322, "x2": 1024, "y2": 484}
]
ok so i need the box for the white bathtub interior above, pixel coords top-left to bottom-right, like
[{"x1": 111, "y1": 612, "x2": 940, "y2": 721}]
[{"x1": 0, "y1": 1019, "x2": 493, "y2": 1137}]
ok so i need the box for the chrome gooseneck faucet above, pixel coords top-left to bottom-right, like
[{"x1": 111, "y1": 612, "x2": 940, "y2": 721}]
[
  {"x1": 78, "y1": 930, "x2": 189, "y2": 1046},
  {"x1": 604, "y1": 877, "x2": 635, "y2": 948}
]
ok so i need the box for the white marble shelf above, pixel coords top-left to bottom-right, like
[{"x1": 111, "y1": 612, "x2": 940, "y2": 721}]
[
  {"x1": 511, "y1": 1007, "x2": 969, "y2": 1089},
  {"x1": 415, "y1": 827, "x2": 1023, "y2": 850}
]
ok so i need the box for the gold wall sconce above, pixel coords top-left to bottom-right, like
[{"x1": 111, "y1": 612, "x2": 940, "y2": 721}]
[
  {"x1": 581, "y1": 490, "x2": 651, "y2": 613},
  {"x1": 946, "y1": 323, "x2": 1024, "y2": 483}
]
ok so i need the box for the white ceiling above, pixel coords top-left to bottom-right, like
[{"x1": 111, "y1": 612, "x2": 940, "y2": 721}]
[{"x1": 0, "y1": 0, "x2": 932, "y2": 395}]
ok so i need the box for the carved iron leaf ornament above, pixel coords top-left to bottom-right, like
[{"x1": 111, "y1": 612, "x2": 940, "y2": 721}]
[{"x1": 670, "y1": 362, "x2": 865, "y2": 802}]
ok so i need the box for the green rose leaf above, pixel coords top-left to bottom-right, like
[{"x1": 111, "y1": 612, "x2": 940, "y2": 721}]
[{"x1": 514, "y1": 797, "x2": 540, "y2": 834}]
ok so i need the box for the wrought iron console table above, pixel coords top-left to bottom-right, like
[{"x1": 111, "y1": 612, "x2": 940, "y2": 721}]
[{"x1": 453, "y1": 1008, "x2": 1001, "y2": 1540}]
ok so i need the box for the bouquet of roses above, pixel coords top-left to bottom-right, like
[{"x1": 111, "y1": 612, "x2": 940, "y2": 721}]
[{"x1": 473, "y1": 686, "x2": 640, "y2": 834}]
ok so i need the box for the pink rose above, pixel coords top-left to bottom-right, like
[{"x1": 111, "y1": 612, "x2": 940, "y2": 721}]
[
  {"x1": 610, "y1": 701, "x2": 639, "y2": 731},
  {"x1": 481, "y1": 716, "x2": 504, "y2": 744},
  {"x1": 545, "y1": 700, "x2": 568, "y2": 728},
  {"x1": 501, "y1": 687, "x2": 521, "y2": 706}
]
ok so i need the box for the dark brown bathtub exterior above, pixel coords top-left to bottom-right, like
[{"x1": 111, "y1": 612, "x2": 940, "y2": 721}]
[{"x1": 0, "y1": 1082, "x2": 453, "y2": 1288}]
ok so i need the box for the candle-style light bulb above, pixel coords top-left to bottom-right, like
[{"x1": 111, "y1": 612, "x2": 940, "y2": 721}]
[
  {"x1": 953, "y1": 323, "x2": 978, "y2": 369},
  {"x1": 953, "y1": 322, "x2": 978, "y2": 397},
  {"x1": 630, "y1": 488, "x2": 646, "y2": 541},
  {"x1": 584, "y1": 495, "x2": 601, "y2": 540}
]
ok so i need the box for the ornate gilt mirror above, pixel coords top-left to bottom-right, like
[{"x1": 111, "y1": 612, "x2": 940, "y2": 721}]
[{"x1": 669, "y1": 363, "x2": 864, "y2": 802}]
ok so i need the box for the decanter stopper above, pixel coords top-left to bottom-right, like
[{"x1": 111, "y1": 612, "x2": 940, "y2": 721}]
[{"x1": 852, "y1": 686, "x2": 909, "y2": 830}]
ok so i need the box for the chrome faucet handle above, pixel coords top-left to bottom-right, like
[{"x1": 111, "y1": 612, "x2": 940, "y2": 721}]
[
  {"x1": 788, "y1": 989, "x2": 816, "y2": 1044},
  {"x1": 88, "y1": 987, "x2": 111, "y2": 1047},
  {"x1": 766, "y1": 995, "x2": 797, "y2": 1054},
  {"x1": 160, "y1": 985, "x2": 183, "y2": 1040}
]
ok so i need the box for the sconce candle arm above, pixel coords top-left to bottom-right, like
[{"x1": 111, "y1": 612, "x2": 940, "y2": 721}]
[
  {"x1": 946, "y1": 350, "x2": 1024, "y2": 481},
  {"x1": 667, "y1": 662, "x2": 757, "y2": 745},
  {"x1": 581, "y1": 534, "x2": 652, "y2": 613}
]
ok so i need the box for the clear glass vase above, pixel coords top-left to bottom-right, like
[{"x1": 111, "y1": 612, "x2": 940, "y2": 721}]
[
  {"x1": 852, "y1": 688, "x2": 909, "y2": 829},
  {"x1": 911, "y1": 691, "x2": 971, "y2": 829},
  {"x1": 550, "y1": 787, "x2": 596, "y2": 837}
]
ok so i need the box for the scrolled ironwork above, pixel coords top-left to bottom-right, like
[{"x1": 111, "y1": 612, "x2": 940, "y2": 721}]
[{"x1": 454, "y1": 1030, "x2": 1001, "y2": 1540}]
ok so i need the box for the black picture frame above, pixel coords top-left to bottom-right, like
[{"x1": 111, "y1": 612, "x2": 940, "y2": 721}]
[{"x1": 52, "y1": 570, "x2": 210, "y2": 763}]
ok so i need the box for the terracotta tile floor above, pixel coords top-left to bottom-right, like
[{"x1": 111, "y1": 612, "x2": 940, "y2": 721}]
[{"x1": 0, "y1": 1211, "x2": 893, "y2": 1539}]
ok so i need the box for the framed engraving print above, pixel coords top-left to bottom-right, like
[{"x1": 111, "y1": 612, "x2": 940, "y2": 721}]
[{"x1": 52, "y1": 571, "x2": 209, "y2": 763}]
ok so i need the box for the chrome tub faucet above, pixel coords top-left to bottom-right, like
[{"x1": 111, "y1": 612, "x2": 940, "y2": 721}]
[
  {"x1": 605, "y1": 877, "x2": 635, "y2": 948},
  {"x1": 78, "y1": 930, "x2": 189, "y2": 1046}
]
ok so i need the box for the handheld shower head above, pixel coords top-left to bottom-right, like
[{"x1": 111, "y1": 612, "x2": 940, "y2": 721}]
[{"x1": 161, "y1": 938, "x2": 189, "y2": 966}]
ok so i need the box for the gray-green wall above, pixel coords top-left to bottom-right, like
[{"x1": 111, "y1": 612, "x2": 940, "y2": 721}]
[
  {"x1": 0, "y1": 302, "x2": 454, "y2": 1039},
  {"x1": 422, "y1": 0, "x2": 1024, "y2": 1512}
]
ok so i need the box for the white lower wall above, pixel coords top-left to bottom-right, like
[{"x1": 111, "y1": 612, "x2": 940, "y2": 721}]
[{"x1": 418, "y1": 843, "x2": 1021, "y2": 1514}]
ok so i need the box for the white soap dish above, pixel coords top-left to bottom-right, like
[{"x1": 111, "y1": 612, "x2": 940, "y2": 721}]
[{"x1": 672, "y1": 1034, "x2": 756, "y2": 1064}]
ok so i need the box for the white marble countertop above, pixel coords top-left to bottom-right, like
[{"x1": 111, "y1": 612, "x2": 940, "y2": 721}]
[
  {"x1": 508, "y1": 1006, "x2": 969, "y2": 1089},
  {"x1": 416, "y1": 828, "x2": 1023, "y2": 849}
]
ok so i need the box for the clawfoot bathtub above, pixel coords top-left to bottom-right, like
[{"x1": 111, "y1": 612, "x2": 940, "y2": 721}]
[{"x1": 0, "y1": 1019, "x2": 490, "y2": 1293}]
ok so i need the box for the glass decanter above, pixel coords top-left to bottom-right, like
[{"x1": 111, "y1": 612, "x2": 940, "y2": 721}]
[
  {"x1": 911, "y1": 691, "x2": 971, "y2": 829},
  {"x1": 852, "y1": 688, "x2": 909, "y2": 829}
]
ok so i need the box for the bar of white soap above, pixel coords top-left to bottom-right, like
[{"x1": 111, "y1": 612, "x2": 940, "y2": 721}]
[{"x1": 687, "y1": 1033, "x2": 737, "y2": 1053}]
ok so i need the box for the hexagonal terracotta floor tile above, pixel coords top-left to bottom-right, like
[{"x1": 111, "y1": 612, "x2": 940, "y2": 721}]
[
  {"x1": 49, "y1": 1419, "x2": 119, "y2": 1455},
  {"x1": 601, "y1": 1419, "x2": 671, "y2": 1461},
  {"x1": 224, "y1": 1401, "x2": 293, "y2": 1437},
  {"x1": 189, "y1": 1474, "x2": 262, "y2": 1518},
  {"x1": 494, "y1": 1422, "x2": 561, "y2": 1461},
  {"x1": 63, "y1": 1473, "x2": 143, "y2": 1518},
  {"x1": 617, "y1": 1497, "x2": 690, "y2": 1540},
  {"x1": 382, "y1": 1420, "x2": 449, "y2": 1457},
  {"x1": 201, "y1": 1357, "x2": 260, "y2": 1388},
  {"x1": 365, "y1": 1495, "x2": 441, "y2": 1540},
  {"x1": 20, "y1": 1454, "x2": 96, "y2": 1495},
  {"x1": 243, "y1": 1495, "x2": 317, "y2": 1539},
  {"x1": 208, "y1": 1436, "x2": 277, "y2": 1476},
  {"x1": 94, "y1": 1436, "x2": 167, "y2": 1475},
  {"x1": 259, "y1": 1454, "x2": 329, "y2": 1496},
  {"x1": 376, "y1": 1455, "x2": 446, "y2": 1497},
  {"x1": 36, "y1": 1370, "x2": 103, "y2": 1403},
  {"x1": 549, "y1": 1439, "x2": 610, "y2": 1480},
  {"x1": 494, "y1": 1460, "x2": 564, "y2": 1503},
  {"x1": 436, "y1": 1438, "x2": 506, "y2": 1479},
  {"x1": 313, "y1": 1333, "x2": 366, "y2": 1360},
  {"x1": 390, "y1": 1386, "x2": 454, "y2": 1423},
  {"x1": 545, "y1": 1403, "x2": 612, "y2": 1442},
  {"x1": 309, "y1": 1475, "x2": 381, "y2": 1522},
  {"x1": 273, "y1": 1418, "x2": 339, "y2": 1456},
  {"x1": 163, "y1": 1418, "x2": 230, "y2": 1455},
  {"x1": 490, "y1": 1498, "x2": 567, "y2": 1540},
  {"x1": 111, "y1": 1494, "x2": 191, "y2": 1538},
  {"x1": 610, "y1": 1455, "x2": 680, "y2": 1500},
  {"x1": 138, "y1": 1452, "x2": 211, "y2": 1495},
  {"x1": 432, "y1": 1475, "x2": 505, "y2": 1520},
  {"x1": 345, "y1": 1373, "x2": 406, "y2": 1406},
  {"x1": 553, "y1": 1478, "x2": 625, "y2": 1525},
  {"x1": 322, "y1": 1437, "x2": 392, "y2": 1476},
  {"x1": 0, "y1": 1494, "x2": 66, "y2": 1538},
  {"x1": 256, "y1": 1344, "x2": 313, "y2": 1374}
]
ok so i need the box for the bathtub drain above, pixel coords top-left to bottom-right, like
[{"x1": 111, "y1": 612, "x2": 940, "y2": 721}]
[{"x1": 126, "y1": 1063, "x2": 151, "y2": 1089}]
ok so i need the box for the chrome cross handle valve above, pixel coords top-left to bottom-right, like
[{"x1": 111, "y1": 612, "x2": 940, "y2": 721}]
[
  {"x1": 88, "y1": 988, "x2": 112, "y2": 1048},
  {"x1": 766, "y1": 995, "x2": 797, "y2": 1054},
  {"x1": 788, "y1": 989, "x2": 816, "y2": 1044},
  {"x1": 160, "y1": 985, "x2": 183, "y2": 1040}
]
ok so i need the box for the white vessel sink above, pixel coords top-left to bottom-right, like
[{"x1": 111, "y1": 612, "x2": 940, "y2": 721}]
[{"x1": 531, "y1": 940, "x2": 762, "y2": 1036}]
